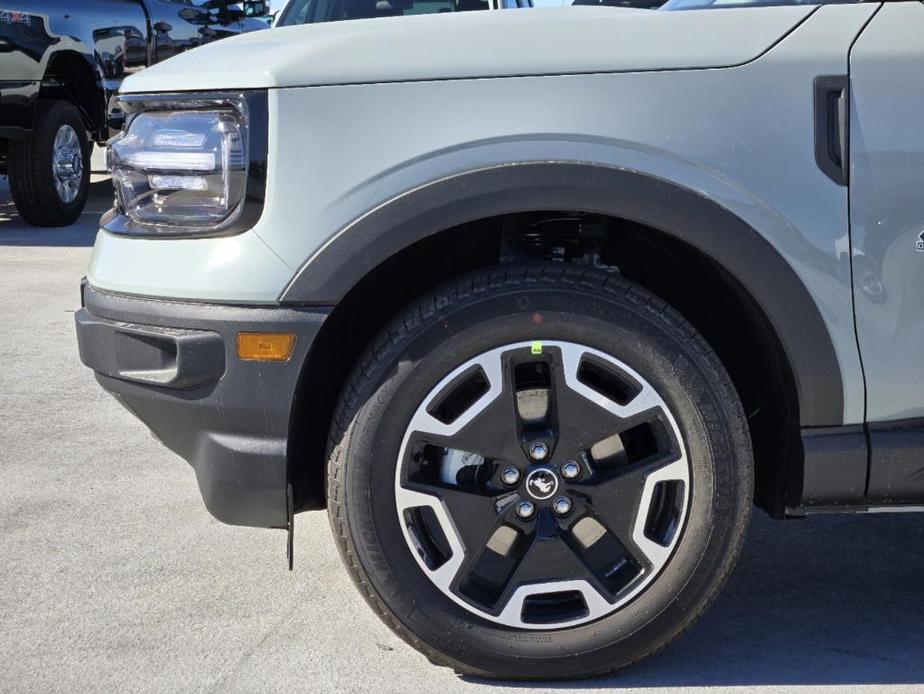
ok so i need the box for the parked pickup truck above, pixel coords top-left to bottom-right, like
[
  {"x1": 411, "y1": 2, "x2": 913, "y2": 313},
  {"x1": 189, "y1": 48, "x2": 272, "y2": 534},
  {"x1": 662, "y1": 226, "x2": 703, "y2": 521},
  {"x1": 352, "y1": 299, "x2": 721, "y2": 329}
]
[
  {"x1": 0, "y1": 0, "x2": 269, "y2": 226},
  {"x1": 75, "y1": 0, "x2": 924, "y2": 681}
]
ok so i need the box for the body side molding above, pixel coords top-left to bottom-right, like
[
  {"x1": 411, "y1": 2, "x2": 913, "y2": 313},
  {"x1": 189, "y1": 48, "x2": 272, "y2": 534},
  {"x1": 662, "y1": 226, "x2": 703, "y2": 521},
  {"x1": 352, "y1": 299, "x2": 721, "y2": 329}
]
[
  {"x1": 280, "y1": 163, "x2": 844, "y2": 427},
  {"x1": 867, "y1": 418, "x2": 924, "y2": 505},
  {"x1": 788, "y1": 419, "x2": 924, "y2": 514}
]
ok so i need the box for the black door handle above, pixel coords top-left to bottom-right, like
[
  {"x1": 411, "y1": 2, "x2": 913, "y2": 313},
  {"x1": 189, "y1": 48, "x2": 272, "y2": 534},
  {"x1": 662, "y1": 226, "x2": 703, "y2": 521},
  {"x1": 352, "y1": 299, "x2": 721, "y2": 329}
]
[{"x1": 814, "y1": 75, "x2": 850, "y2": 186}]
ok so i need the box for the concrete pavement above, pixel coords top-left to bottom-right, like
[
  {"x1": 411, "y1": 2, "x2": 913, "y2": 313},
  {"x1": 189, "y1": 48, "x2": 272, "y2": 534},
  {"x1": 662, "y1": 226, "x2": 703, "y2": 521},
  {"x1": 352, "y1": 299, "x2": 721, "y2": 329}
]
[{"x1": 1, "y1": 177, "x2": 922, "y2": 694}]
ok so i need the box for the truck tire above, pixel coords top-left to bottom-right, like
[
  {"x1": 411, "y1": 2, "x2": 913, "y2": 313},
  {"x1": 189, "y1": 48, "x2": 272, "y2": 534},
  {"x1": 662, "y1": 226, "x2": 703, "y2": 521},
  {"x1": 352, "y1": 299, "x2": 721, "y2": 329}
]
[
  {"x1": 327, "y1": 265, "x2": 753, "y2": 680},
  {"x1": 8, "y1": 100, "x2": 91, "y2": 227}
]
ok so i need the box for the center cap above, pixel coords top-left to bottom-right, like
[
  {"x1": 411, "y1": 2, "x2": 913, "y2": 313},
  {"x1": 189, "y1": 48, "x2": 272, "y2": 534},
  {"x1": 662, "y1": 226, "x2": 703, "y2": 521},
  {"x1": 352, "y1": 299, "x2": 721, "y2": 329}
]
[{"x1": 525, "y1": 468, "x2": 559, "y2": 500}]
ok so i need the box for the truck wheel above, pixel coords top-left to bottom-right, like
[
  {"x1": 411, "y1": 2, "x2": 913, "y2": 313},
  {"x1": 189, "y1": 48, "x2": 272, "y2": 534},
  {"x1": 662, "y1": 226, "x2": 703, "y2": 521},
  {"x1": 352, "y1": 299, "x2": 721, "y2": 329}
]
[
  {"x1": 327, "y1": 265, "x2": 753, "y2": 679},
  {"x1": 8, "y1": 100, "x2": 91, "y2": 227}
]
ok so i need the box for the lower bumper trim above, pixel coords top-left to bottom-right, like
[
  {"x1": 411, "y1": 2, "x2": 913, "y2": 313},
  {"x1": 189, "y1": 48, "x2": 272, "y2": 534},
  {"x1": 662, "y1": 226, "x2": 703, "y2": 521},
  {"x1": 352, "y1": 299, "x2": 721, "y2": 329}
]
[{"x1": 76, "y1": 284, "x2": 329, "y2": 528}]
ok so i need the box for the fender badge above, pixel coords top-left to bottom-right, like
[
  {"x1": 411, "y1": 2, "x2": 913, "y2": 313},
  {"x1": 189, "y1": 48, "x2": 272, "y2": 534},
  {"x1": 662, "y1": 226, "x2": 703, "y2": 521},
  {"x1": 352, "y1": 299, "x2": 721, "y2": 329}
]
[
  {"x1": 0, "y1": 10, "x2": 32, "y2": 25},
  {"x1": 917, "y1": 231, "x2": 924, "y2": 253}
]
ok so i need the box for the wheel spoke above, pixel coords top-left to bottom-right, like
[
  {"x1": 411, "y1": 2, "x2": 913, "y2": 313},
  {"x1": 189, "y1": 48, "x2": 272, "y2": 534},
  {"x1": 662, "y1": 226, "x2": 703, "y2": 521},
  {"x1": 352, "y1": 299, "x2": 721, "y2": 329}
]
[
  {"x1": 551, "y1": 368, "x2": 625, "y2": 462},
  {"x1": 549, "y1": 344, "x2": 665, "y2": 462},
  {"x1": 399, "y1": 478, "x2": 529, "y2": 610},
  {"x1": 510, "y1": 523, "x2": 604, "y2": 590},
  {"x1": 403, "y1": 479, "x2": 511, "y2": 560},
  {"x1": 404, "y1": 349, "x2": 527, "y2": 465},
  {"x1": 579, "y1": 454, "x2": 688, "y2": 568},
  {"x1": 409, "y1": 397, "x2": 525, "y2": 468},
  {"x1": 494, "y1": 513, "x2": 613, "y2": 619}
]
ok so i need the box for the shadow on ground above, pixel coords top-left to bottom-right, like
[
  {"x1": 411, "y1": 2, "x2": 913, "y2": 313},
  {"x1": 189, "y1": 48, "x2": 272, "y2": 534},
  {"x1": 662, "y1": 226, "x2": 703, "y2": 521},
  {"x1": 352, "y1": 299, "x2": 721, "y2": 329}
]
[
  {"x1": 0, "y1": 176, "x2": 111, "y2": 247},
  {"x1": 466, "y1": 511, "x2": 924, "y2": 689}
]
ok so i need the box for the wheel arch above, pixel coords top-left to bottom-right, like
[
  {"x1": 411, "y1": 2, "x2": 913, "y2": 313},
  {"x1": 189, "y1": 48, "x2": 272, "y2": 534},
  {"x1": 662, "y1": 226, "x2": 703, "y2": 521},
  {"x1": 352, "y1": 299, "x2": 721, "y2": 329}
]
[
  {"x1": 39, "y1": 51, "x2": 106, "y2": 135},
  {"x1": 284, "y1": 163, "x2": 844, "y2": 516}
]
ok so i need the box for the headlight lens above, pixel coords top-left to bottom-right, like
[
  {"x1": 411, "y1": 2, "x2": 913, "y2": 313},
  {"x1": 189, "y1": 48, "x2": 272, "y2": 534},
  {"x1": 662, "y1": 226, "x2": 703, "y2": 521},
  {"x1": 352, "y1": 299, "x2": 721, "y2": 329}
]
[{"x1": 108, "y1": 99, "x2": 251, "y2": 234}]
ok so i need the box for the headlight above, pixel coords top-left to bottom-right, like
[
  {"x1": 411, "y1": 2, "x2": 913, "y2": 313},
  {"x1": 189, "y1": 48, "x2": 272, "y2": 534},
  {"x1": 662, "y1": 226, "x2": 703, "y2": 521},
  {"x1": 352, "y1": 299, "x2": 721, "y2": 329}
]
[{"x1": 103, "y1": 92, "x2": 267, "y2": 237}]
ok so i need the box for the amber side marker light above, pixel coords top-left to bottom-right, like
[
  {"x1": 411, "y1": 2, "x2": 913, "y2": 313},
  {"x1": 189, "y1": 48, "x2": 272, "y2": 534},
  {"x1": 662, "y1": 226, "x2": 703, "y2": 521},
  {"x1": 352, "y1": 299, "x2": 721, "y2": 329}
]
[{"x1": 237, "y1": 332, "x2": 296, "y2": 362}]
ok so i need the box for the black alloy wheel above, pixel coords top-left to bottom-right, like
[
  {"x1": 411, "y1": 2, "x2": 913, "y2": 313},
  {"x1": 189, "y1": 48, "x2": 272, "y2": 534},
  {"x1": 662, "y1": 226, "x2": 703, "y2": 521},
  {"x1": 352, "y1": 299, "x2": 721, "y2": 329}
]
[{"x1": 394, "y1": 339, "x2": 691, "y2": 629}]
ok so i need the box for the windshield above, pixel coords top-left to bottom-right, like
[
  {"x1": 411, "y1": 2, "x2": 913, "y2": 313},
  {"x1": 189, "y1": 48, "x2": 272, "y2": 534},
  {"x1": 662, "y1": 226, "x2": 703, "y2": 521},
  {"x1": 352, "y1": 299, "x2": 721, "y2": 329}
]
[
  {"x1": 277, "y1": 0, "x2": 493, "y2": 24},
  {"x1": 661, "y1": 0, "x2": 862, "y2": 10}
]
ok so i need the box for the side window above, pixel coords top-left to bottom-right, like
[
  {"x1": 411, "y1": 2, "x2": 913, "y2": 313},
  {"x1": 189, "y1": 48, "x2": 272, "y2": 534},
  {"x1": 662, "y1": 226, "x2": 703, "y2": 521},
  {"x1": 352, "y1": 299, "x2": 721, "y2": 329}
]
[{"x1": 403, "y1": 0, "x2": 456, "y2": 14}]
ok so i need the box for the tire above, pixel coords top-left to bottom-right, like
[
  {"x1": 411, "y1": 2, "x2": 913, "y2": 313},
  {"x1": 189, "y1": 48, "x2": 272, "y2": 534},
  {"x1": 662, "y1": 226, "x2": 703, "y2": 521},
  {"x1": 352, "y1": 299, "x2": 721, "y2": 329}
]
[
  {"x1": 8, "y1": 99, "x2": 91, "y2": 227},
  {"x1": 327, "y1": 265, "x2": 753, "y2": 680}
]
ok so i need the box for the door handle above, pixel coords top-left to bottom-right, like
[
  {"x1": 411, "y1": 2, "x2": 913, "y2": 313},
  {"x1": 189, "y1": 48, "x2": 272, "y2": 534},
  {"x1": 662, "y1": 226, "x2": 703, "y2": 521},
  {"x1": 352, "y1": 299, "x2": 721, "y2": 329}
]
[{"x1": 814, "y1": 75, "x2": 850, "y2": 186}]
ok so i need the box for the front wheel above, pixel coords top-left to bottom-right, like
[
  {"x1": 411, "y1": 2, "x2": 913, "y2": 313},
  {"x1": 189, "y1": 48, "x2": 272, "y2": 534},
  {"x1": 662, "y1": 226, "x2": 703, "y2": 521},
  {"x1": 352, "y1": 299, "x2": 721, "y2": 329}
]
[
  {"x1": 328, "y1": 265, "x2": 752, "y2": 680},
  {"x1": 8, "y1": 99, "x2": 91, "y2": 227}
]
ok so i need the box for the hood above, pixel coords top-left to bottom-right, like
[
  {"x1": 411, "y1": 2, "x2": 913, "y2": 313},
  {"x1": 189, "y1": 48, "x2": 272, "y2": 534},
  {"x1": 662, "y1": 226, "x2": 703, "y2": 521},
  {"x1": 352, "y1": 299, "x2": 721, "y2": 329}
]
[{"x1": 121, "y1": 5, "x2": 815, "y2": 94}]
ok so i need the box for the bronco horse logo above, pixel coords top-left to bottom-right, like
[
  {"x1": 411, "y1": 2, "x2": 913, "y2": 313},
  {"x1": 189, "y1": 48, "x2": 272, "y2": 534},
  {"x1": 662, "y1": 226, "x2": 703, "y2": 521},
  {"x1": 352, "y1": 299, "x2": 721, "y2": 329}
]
[{"x1": 526, "y1": 470, "x2": 558, "y2": 499}]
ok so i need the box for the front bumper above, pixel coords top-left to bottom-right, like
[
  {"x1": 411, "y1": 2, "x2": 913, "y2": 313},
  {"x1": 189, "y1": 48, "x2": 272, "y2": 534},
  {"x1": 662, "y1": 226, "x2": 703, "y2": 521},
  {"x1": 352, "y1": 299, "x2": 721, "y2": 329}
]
[{"x1": 75, "y1": 283, "x2": 329, "y2": 528}]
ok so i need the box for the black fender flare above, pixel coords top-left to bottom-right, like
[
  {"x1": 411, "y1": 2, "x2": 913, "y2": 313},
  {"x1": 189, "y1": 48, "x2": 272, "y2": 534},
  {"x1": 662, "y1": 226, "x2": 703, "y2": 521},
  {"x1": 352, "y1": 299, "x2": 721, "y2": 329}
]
[{"x1": 280, "y1": 162, "x2": 844, "y2": 426}]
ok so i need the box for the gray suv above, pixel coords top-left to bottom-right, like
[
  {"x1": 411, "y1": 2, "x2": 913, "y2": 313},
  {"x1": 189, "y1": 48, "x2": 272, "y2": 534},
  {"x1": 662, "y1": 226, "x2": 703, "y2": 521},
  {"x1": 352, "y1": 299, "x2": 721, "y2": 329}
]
[{"x1": 75, "y1": 0, "x2": 924, "y2": 680}]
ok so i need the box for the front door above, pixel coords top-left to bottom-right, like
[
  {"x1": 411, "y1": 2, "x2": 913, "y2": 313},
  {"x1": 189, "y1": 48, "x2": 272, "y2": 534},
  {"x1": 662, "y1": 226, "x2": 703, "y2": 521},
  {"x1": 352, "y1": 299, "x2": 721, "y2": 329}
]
[{"x1": 850, "y1": 1, "x2": 924, "y2": 504}]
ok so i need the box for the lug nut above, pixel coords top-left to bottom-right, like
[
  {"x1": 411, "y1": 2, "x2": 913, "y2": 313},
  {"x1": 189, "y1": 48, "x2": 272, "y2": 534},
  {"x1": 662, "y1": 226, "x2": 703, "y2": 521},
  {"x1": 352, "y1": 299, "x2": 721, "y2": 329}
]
[
  {"x1": 560, "y1": 461, "x2": 581, "y2": 480},
  {"x1": 501, "y1": 466, "x2": 521, "y2": 486},
  {"x1": 528, "y1": 441, "x2": 549, "y2": 461},
  {"x1": 516, "y1": 500, "x2": 536, "y2": 520},
  {"x1": 552, "y1": 496, "x2": 572, "y2": 516}
]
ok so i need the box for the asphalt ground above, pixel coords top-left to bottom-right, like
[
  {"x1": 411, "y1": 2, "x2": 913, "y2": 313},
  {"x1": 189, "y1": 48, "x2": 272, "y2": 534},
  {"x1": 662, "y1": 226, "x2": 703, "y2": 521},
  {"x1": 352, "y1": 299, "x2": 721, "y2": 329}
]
[{"x1": 1, "y1": 177, "x2": 923, "y2": 693}]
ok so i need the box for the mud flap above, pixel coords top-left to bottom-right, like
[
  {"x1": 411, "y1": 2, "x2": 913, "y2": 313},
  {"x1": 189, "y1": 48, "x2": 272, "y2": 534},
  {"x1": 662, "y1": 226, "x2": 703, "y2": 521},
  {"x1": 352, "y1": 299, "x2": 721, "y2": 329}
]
[{"x1": 287, "y1": 482, "x2": 294, "y2": 571}]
